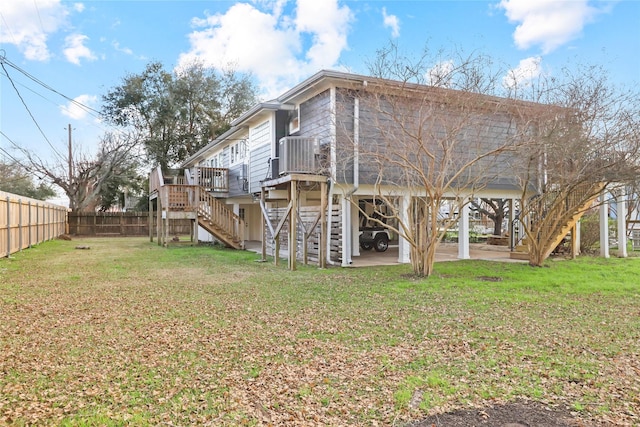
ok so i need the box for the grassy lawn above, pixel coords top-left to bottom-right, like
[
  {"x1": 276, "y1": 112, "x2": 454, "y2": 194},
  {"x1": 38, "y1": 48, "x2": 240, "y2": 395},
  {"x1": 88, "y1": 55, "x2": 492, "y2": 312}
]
[{"x1": 1, "y1": 237, "x2": 639, "y2": 426}]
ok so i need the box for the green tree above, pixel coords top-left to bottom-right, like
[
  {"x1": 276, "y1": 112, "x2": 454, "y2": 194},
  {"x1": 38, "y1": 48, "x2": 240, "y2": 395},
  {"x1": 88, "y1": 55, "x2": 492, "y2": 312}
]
[
  {"x1": 96, "y1": 154, "x2": 145, "y2": 212},
  {"x1": 0, "y1": 160, "x2": 56, "y2": 200},
  {"x1": 102, "y1": 61, "x2": 258, "y2": 172}
]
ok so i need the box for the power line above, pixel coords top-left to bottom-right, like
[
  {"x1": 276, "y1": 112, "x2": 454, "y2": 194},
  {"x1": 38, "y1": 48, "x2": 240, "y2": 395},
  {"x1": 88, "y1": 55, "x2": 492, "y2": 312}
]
[
  {"x1": 0, "y1": 53, "x2": 103, "y2": 117},
  {"x1": 32, "y1": 0, "x2": 45, "y2": 36},
  {"x1": 0, "y1": 132, "x2": 31, "y2": 167},
  {"x1": 0, "y1": 52, "x2": 134, "y2": 141},
  {"x1": 1, "y1": 60, "x2": 67, "y2": 162}
]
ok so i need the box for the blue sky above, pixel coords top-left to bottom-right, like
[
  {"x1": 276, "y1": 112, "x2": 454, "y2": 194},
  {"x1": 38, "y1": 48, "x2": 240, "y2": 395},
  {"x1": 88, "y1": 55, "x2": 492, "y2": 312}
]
[{"x1": 1, "y1": 0, "x2": 638, "y2": 167}]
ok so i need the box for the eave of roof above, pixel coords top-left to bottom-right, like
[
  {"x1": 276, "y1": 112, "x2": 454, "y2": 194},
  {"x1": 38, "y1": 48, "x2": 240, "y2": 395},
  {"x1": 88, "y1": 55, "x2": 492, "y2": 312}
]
[
  {"x1": 181, "y1": 125, "x2": 244, "y2": 167},
  {"x1": 230, "y1": 101, "x2": 281, "y2": 126}
]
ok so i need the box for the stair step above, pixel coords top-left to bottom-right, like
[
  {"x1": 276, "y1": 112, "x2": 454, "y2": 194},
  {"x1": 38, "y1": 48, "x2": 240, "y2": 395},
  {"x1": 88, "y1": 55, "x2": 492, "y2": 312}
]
[{"x1": 510, "y1": 251, "x2": 530, "y2": 260}]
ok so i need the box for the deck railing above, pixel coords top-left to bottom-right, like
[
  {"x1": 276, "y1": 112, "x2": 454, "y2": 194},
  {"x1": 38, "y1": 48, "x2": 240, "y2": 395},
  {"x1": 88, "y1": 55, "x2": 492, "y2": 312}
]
[
  {"x1": 160, "y1": 185, "x2": 198, "y2": 211},
  {"x1": 149, "y1": 166, "x2": 164, "y2": 195},
  {"x1": 194, "y1": 167, "x2": 228, "y2": 192}
]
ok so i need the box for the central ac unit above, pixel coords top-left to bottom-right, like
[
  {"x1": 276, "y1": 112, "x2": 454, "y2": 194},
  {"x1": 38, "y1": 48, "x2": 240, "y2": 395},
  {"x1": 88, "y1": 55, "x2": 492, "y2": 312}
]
[{"x1": 279, "y1": 137, "x2": 319, "y2": 175}]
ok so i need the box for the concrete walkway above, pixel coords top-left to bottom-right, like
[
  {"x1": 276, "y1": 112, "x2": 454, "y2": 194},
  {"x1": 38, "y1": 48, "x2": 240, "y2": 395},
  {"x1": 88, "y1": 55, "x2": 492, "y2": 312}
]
[
  {"x1": 351, "y1": 242, "x2": 522, "y2": 267},
  {"x1": 244, "y1": 241, "x2": 525, "y2": 267}
]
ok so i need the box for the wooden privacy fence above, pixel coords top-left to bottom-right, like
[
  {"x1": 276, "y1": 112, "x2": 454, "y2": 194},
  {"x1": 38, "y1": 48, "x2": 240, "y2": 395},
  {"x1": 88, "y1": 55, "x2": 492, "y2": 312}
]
[
  {"x1": 1, "y1": 191, "x2": 68, "y2": 258},
  {"x1": 68, "y1": 212, "x2": 192, "y2": 237}
]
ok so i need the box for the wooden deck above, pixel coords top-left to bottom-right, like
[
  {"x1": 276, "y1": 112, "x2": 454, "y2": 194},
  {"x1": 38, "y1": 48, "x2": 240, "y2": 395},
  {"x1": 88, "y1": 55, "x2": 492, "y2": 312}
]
[{"x1": 149, "y1": 167, "x2": 244, "y2": 249}]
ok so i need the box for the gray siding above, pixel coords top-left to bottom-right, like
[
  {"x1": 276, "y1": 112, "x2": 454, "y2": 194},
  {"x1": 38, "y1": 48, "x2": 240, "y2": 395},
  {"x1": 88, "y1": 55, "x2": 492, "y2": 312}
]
[
  {"x1": 349, "y1": 90, "x2": 525, "y2": 192},
  {"x1": 299, "y1": 90, "x2": 332, "y2": 145},
  {"x1": 228, "y1": 163, "x2": 249, "y2": 197},
  {"x1": 249, "y1": 143, "x2": 271, "y2": 193},
  {"x1": 335, "y1": 90, "x2": 356, "y2": 184}
]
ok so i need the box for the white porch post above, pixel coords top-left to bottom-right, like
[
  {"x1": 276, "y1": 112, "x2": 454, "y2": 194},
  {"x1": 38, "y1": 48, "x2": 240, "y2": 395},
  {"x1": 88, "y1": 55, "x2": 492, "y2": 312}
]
[
  {"x1": 351, "y1": 197, "x2": 360, "y2": 257},
  {"x1": 398, "y1": 194, "x2": 411, "y2": 264},
  {"x1": 617, "y1": 188, "x2": 628, "y2": 258},
  {"x1": 600, "y1": 191, "x2": 610, "y2": 258},
  {"x1": 341, "y1": 196, "x2": 352, "y2": 266},
  {"x1": 458, "y1": 202, "x2": 470, "y2": 260}
]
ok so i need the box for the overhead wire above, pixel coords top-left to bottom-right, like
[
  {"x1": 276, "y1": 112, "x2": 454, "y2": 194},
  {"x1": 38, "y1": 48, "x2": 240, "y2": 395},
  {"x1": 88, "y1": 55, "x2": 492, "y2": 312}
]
[
  {"x1": 0, "y1": 53, "x2": 103, "y2": 117},
  {"x1": 32, "y1": 0, "x2": 45, "y2": 36},
  {"x1": 1, "y1": 59, "x2": 67, "y2": 162},
  {"x1": 0, "y1": 131, "x2": 34, "y2": 169},
  {"x1": 0, "y1": 51, "x2": 134, "y2": 163}
]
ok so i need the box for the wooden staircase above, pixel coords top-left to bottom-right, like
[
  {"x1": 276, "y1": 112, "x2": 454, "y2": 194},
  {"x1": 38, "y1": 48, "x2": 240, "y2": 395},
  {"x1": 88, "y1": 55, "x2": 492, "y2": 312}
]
[
  {"x1": 196, "y1": 188, "x2": 244, "y2": 249},
  {"x1": 511, "y1": 183, "x2": 604, "y2": 261}
]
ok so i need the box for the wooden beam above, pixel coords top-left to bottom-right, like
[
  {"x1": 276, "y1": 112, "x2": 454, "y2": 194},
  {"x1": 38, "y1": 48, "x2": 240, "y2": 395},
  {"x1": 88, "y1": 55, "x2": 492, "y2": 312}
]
[
  {"x1": 156, "y1": 192, "x2": 162, "y2": 246},
  {"x1": 149, "y1": 197, "x2": 153, "y2": 242},
  {"x1": 290, "y1": 180, "x2": 298, "y2": 271},
  {"x1": 319, "y1": 180, "x2": 327, "y2": 268},
  {"x1": 570, "y1": 223, "x2": 578, "y2": 259},
  {"x1": 261, "y1": 188, "x2": 267, "y2": 261},
  {"x1": 273, "y1": 201, "x2": 293, "y2": 238},
  {"x1": 259, "y1": 197, "x2": 276, "y2": 237},
  {"x1": 262, "y1": 173, "x2": 327, "y2": 187}
]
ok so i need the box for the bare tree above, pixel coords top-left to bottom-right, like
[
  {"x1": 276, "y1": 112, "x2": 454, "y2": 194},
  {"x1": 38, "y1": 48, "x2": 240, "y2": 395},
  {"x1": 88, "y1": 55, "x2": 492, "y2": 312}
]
[
  {"x1": 514, "y1": 65, "x2": 640, "y2": 266},
  {"x1": 18, "y1": 132, "x2": 140, "y2": 212},
  {"x1": 470, "y1": 198, "x2": 508, "y2": 236},
  {"x1": 335, "y1": 44, "x2": 541, "y2": 277},
  {"x1": 338, "y1": 43, "x2": 639, "y2": 275}
]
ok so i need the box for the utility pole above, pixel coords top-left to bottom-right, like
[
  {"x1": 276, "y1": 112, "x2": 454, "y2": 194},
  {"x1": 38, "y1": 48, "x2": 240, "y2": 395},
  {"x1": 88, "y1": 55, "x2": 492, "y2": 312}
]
[{"x1": 67, "y1": 124, "x2": 73, "y2": 186}]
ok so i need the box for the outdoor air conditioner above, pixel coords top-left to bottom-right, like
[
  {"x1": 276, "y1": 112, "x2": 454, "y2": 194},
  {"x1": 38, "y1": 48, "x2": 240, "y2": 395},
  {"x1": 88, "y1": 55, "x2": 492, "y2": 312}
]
[{"x1": 279, "y1": 137, "x2": 319, "y2": 175}]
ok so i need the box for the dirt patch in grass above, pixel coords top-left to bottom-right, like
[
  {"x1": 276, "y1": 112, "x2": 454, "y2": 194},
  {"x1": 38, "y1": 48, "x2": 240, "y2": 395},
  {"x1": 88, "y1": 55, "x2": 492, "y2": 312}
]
[
  {"x1": 409, "y1": 400, "x2": 588, "y2": 426},
  {"x1": 476, "y1": 275, "x2": 503, "y2": 282}
]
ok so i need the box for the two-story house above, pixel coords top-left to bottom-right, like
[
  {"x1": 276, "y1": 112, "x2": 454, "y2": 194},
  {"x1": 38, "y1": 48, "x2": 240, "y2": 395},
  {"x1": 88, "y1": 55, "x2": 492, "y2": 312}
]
[{"x1": 149, "y1": 70, "x2": 624, "y2": 268}]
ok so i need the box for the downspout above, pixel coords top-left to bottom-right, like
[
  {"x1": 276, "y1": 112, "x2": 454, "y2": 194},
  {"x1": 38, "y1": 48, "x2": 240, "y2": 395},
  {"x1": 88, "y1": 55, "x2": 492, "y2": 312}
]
[
  {"x1": 342, "y1": 97, "x2": 360, "y2": 265},
  {"x1": 325, "y1": 178, "x2": 338, "y2": 265},
  {"x1": 326, "y1": 87, "x2": 339, "y2": 265},
  {"x1": 326, "y1": 91, "x2": 361, "y2": 266}
]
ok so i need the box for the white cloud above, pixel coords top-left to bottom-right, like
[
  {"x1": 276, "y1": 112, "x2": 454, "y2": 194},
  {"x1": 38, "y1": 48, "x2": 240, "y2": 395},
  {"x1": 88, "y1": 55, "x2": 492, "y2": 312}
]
[
  {"x1": 60, "y1": 94, "x2": 98, "y2": 120},
  {"x1": 498, "y1": 0, "x2": 604, "y2": 53},
  {"x1": 112, "y1": 41, "x2": 133, "y2": 56},
  {"x1": 73, "y1": 3, "x2": 85, "y2": 13},
  {"x1": 0, "y1": 0, "x2": 69, "y2": 61},
  {"x1": 427, "y1": 60, "x2": 455, "y2": 87},
  {"x1": 63, "y1": 33, "x2": 96, "y2": 65},
  {"x1": 177, "y1": 0, "x2": 353, "y2": 99},
  {"x1": 503, "y1": 56, "x2": 542, "y2": 90},
  {"x1": 382, "y1": 7, "x2": 400, "y2": 38}
]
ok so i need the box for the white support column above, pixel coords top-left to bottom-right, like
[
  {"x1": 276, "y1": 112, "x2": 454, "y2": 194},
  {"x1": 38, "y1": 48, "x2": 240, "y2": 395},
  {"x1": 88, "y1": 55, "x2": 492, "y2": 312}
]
[
  {"x1": 398, "y1": 194, "x2": 411, "y2": 264},
  {"x1": 351, "y1": 197, "x2": 360, "y2": 257},
  {"x1": 600, "y1": 192, "x2": 610, "y2": 258},
  {"x1": 341, "y1": 196, "x2": 352, "y2": 266},
  {"x1": 574, "y1": 219, "x2": 581, "y2": 256},
  {"x1": 458, "y1": 202, "x2": 470, "y2": 260},
  {"x1": 617, "y1": 188, "x2": 627, "y2": 258}
]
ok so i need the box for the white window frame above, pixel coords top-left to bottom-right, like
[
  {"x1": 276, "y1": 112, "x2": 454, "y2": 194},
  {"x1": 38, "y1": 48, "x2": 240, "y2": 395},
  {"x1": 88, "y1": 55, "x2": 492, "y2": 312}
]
[
  {"x1": 229, "y1": 139, "x2": 247, "y2": 166},
  {"x1": 288, "y1": 107, "x2": 300, "y2": 134},
  {"x1": 209, "y1": 152, "x2": 223, "y2": 168}
]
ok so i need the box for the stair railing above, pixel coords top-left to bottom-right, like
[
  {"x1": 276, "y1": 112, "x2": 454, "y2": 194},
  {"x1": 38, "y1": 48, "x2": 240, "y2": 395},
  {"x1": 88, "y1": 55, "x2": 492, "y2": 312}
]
[{"x1": 197, "y1": 189, "x2": 244, "y2": 245}]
